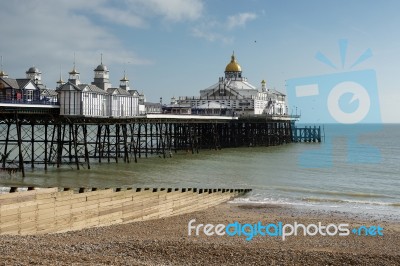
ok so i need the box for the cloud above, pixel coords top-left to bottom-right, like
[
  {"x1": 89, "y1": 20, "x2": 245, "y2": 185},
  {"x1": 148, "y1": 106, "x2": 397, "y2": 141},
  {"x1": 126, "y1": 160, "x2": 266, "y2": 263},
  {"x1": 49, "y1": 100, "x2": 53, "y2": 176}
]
[
  {"x1": 0, "y1": 0, "x2": 204, "y2": 88},
  {"x1": 91, "y1": 5, "x2": 147, "y2": 28},
  {"x1": 129, "y1": 0, "x2": 204, "y2": 22},
  {"x1": 82, "y1": 0, "x2": 203, "y2": 28},
  {"x1": 191, "y1": 28, "x2": 233, "y2": 44},
  {"x1": 226, "y1": 12, "x2": 258, "y2": 30},
  {"x1": 192, "y1": 12, "x2": 258, "y2": 43}
]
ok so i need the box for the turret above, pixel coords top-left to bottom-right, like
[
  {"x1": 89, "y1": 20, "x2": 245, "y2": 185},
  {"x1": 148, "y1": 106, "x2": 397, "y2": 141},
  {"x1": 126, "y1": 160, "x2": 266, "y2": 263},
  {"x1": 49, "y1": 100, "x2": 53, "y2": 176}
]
[
  {"x1": 26, "y1": 66, "x2": 42, "y2": 85},
  {"x1": 92, "y1": 54, "x2": 111, "y2": 90},
  {"x1": 68, "y1": 65, "x2": 80, "y2": 85},
  {"x1": 261, "y1": 80, "x2": 266, "y2": 92},
  {"x1": 119, "y1": 71, "x2": 129, "y2": 90}
]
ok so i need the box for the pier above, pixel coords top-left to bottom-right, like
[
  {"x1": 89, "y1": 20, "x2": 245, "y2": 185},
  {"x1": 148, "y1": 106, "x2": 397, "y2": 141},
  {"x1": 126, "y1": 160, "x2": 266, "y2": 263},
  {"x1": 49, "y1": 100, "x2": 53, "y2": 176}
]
[
  {"x1": 0, "y1": 113, "x2": 294, "y2": 176},
  {"x1": 0, "y1": 53, "x2": 323, "y2": 177}
]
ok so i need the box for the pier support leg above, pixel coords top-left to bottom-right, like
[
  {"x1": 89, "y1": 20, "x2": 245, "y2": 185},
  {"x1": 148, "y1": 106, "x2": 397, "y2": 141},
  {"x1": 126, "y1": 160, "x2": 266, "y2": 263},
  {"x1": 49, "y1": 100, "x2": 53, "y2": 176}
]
[
  {"x1": 15, "y1": 115, "x2": 25, "y2": 177},
  {"x1": 1, "y1": 122, "x2": 10, "y2": 168}
]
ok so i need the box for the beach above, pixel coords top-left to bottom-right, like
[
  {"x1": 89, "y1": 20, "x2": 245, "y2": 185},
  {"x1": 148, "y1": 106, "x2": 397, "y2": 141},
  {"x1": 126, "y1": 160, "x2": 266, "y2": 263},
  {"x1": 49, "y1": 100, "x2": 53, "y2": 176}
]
[{"x1": 1, "y1": 202, "x2": 399, "y2": 265}]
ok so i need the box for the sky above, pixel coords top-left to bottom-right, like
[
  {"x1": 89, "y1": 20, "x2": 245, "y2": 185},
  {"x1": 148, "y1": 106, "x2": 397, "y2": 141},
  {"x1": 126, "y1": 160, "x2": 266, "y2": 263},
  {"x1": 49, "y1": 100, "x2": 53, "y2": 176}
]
[{"x1": 0, "y1": 0, "x2": 399, "y2": 123}]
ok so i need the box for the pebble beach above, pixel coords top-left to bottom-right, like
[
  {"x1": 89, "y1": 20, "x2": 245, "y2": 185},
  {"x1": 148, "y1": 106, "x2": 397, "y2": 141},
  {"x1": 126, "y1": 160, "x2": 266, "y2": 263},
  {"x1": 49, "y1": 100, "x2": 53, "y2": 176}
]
[{"x1": 0, "y1": 202, "x2": 399, "y2": 265}]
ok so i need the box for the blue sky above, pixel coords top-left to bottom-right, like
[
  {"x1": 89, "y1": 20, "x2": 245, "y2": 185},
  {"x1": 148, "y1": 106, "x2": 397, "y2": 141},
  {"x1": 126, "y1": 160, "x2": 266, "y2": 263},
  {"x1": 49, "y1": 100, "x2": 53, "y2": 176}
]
[{"x1": 0, "y1": 0, "x2": 399, "y2": 122}]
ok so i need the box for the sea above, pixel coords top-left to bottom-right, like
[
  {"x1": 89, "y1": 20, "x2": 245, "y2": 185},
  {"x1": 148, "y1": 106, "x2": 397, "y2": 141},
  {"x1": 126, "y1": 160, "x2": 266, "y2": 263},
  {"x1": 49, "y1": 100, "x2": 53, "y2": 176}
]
[{"x1": 1, "y1": 124, "x2": 399, "y2": 220}]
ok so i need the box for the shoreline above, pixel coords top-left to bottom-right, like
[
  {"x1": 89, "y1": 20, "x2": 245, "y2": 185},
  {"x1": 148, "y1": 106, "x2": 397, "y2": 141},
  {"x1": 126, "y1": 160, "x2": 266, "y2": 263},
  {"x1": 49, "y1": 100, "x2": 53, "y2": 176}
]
[
  {"x1": 1, "y1": 202, "x2": 399, "y2": 265},
  {"x1": 229, "y1": 198, "x2": 400, "y2": 224}
]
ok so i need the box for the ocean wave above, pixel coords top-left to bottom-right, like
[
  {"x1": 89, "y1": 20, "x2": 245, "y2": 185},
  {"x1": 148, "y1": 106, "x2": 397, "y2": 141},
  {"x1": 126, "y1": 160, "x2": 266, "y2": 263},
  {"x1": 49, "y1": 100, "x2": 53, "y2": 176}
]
[
  {"x1": 276, "y1": 186, "x2": 395, "y2": 199},
  {"x1": 229, "y1": 197, "x2": 314, "y2": 207},
  {"x1": 301, "y1": 197, "x2": 400, "y2": 207},
  {"x1": 230, "y1": 194, "x2": 400, "y2": 211}
]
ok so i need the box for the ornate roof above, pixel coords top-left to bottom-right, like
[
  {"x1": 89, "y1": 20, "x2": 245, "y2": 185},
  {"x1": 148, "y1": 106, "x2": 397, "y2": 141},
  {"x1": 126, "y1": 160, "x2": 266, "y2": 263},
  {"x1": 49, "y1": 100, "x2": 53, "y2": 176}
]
[
  {"x1": 94, "y1": 64, "x2": 108, "y2": 72},
  {"x1": 225, "y1": 52, "x2": 241, "y2": 72},
  {"x1": 26, "y1": 66, "x2": 41, "y2": 74}
]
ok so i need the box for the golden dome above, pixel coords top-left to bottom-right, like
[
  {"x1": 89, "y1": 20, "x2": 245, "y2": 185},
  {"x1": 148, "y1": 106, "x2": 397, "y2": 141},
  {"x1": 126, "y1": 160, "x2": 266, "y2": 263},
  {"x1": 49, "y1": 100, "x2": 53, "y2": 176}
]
[{"x1": 225, "y1": 52, "x2": 241, "y2": 72}]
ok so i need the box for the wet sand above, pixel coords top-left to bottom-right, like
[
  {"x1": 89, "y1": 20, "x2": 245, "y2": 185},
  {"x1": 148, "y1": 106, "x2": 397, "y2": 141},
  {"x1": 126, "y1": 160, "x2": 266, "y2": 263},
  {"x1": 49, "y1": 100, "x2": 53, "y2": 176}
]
[{"x1": 0, "y1": 203, "x2": 399, "y2": 265}]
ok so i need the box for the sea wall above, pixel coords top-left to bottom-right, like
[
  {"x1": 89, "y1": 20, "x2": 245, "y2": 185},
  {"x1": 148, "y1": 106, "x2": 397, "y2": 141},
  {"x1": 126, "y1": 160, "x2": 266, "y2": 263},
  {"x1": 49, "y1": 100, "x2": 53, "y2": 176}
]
[{"x1": 0, "y1": 187, "x2": 250, "y2": 235}]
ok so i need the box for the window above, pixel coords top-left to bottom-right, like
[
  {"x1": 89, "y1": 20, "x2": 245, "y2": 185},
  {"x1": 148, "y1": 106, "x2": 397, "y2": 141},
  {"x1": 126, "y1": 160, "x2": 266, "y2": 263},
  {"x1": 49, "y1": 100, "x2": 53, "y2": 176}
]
[
  {"x1": 6, "y1": 90, "x2": 11, "y2": 100},
  {"x1": 26, "y1": 90, "x2": 33, "y2": 101}
]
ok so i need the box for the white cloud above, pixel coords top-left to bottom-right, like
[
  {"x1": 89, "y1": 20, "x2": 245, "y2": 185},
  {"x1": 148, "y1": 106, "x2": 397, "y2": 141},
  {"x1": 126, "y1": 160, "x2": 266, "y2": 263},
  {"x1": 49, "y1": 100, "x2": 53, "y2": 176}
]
[
  {"x1": 130, "y1": 0, "x2": 204, "y2": 22},
  {"x1": 0, "y1": 0, "x2": 200, "y2": 88},
  {"x1": 192, "y1": 12, "x2": 258, "y2": 43},
  {"x1": 226, "y1": 12, "x2": 258, "y2": 30},
  {"x1": 0, "y1": 1, "x2": 255, "y2": 91},
  {"x1": 85, "y1": 0, "x2": 203, "y2": 27},
  {"x1": 91, "y1": 6, "x2": 147, "y2": 28},
  {"x1": 191, "y1": 28, "x2": 233, "y2": 44}
]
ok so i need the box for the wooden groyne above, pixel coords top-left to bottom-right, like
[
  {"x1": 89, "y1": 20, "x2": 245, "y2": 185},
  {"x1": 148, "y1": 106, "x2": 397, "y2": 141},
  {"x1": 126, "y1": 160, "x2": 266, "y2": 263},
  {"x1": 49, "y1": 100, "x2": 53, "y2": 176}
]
[{"x1": 0, "y1": 186, "x2": 251, "y2": 235}]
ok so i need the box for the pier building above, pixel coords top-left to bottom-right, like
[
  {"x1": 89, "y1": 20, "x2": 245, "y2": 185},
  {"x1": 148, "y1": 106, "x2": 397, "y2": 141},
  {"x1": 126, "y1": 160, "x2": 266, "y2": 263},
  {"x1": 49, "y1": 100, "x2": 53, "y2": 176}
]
[
  {"x1": 176, "y1": 52, "x2": 287, "y2": 116},
  {"x1": 57, "y1": 60, "x2": 141, "y2": 117}
]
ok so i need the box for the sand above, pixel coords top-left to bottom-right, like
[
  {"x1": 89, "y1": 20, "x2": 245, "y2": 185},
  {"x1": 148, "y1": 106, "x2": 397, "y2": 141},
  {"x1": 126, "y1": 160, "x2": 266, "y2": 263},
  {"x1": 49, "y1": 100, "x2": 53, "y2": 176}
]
[{"x1": 0, "y1": 203, "x2": 399, "y2": 265}]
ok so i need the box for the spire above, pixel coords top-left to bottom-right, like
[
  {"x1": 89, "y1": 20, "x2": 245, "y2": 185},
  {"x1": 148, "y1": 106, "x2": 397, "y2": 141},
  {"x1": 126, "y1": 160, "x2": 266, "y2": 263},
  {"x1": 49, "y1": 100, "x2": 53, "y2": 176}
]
[
  {"x1": 57, "y1": 66, "x2": 64, "y2": 87},
  {"x1": 101, "y1": 53, "x2": 103, "y2": 65},
  {"x1": 70, "y1": 52, "x2": 79, "y2": 74},
  {"x1": 0, "y1": 55, "x2": 7, "y2": 78},
  {"x1": 69, "y1": 53, "x2": 80, "y2": 85},
  {"x1": 121, "y1": 70, "x2": 128, "y2": 81}
]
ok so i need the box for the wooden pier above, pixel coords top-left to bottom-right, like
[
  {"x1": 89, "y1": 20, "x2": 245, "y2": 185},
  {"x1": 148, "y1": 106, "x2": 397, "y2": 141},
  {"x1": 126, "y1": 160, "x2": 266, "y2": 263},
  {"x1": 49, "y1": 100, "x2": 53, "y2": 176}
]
[{"x1": 0, "y1": 113, "x2": 294, "y2": 176}]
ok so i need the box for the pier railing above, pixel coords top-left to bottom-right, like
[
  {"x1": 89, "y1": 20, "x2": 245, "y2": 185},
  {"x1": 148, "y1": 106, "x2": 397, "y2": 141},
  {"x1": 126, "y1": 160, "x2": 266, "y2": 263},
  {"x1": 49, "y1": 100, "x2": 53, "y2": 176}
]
[{"x1": 0, "y1": 97, "x2": 59, "y2": 106}]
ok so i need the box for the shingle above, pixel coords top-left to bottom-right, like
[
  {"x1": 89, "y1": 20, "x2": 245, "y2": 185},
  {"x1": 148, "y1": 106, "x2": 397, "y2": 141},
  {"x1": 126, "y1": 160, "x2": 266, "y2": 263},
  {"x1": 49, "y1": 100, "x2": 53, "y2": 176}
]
[
  {"x1": 107, "y1": 87, "x2": 130, "y2": 95},
  {"x1": 41, "y1": 88, "x2": 58, "y2": 96},
  {"x1": 79, "y1": 84, "x2": 108, "y2": 94},
  {"x1": 16, "y1": 79, "x2": 31, "y2": 88},
  {"x1": 57, "y1": 82, "x2": 82, "y2": 91}
]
